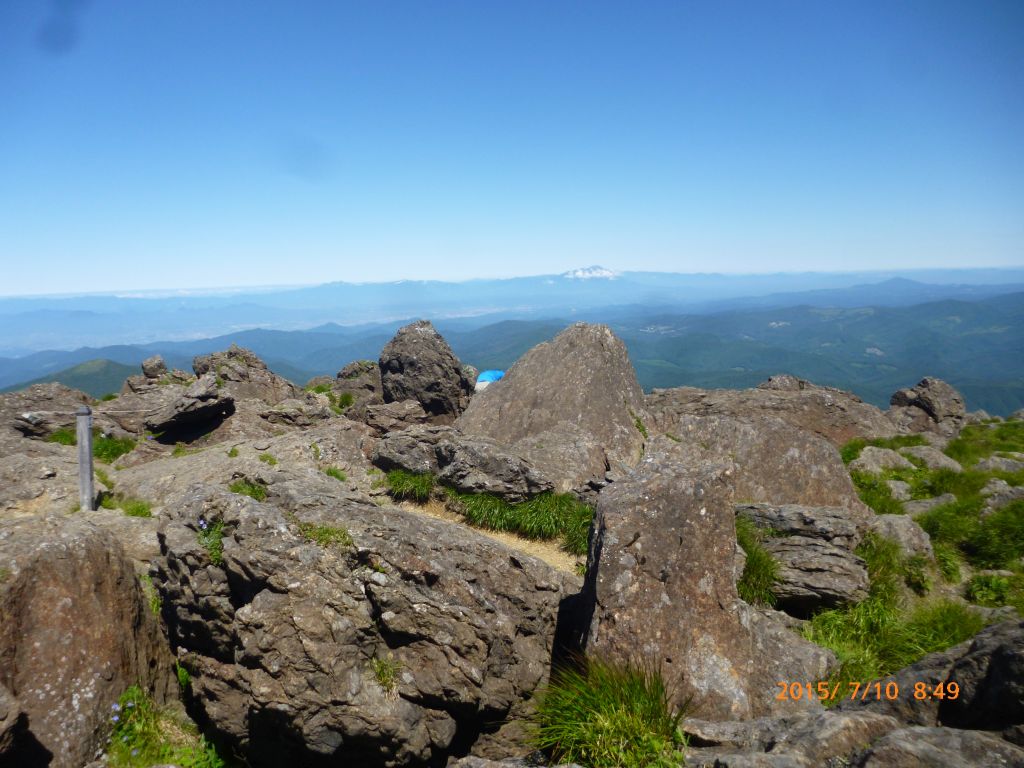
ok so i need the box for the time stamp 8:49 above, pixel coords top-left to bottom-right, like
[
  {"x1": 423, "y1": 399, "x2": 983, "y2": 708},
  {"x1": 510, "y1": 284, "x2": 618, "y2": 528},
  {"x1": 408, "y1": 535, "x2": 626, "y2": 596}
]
[{"x1": 776, "y1": 680, "x2": 959, "y2": 703}]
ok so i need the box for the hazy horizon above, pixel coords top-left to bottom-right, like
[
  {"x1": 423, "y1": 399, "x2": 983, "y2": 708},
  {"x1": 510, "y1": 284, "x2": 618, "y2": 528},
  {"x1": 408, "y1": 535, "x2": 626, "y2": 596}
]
[{"x1": 2, "y1": 2, "x2": 1022, "y2": 295}]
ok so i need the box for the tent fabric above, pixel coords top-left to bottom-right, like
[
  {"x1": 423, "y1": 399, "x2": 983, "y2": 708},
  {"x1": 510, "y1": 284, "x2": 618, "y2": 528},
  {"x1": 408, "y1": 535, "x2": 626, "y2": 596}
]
[{"x1": 476, "y1": 370, "x2": 505, "y2": 383}]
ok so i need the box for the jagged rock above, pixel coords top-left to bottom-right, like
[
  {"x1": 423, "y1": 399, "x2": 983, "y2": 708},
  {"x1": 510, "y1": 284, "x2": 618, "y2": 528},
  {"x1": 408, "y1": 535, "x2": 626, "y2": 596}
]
[
  {"x1": 888, "y1": 378, "x2": 967, "y2": 437},
  {"x1": 647, "y1": 375, "x2": 898, "y2": 448},
  {"x1": 899, "y1": 445, "x2": 962, "y2": 472},
  {"x1": 852, "y1": 726, "x2": 1024, "y2": 767},
  {"x1": 365, "y1": 399, "x2": 432, "y2": 435},
  {"x1": 142, "y1": 372, "x2": 236, "y2": 433},
  {"x1": 373, "y1": 426, "x2": 554, "y2": 502},
  {"x1": 581, "y1": 447, "x2": 832, "y2": 719},
  {"x1": 762, "y1": 536, "x2": 869, "y2": 616},
  {"x1": 966, "y1": 410, "x2": 994, "y2": 425},
  {"x1": 0, "y1": 515, "x2": 174, "y2": 768},
  {"x1": 735, "y1": 503, "x2": 871, "y2": 549},
  {"x1": 142, "y1": 354, "x2": 168, "y2": 379},
  {"x1": 867, "y1": 515, "x2": 934, "y2": 558},
  {"x1": 149, "y1": 462, "x2": 579, "y2": 767},
  {"x1": 458, "y1": 324, "x2": 646, "y2": 495},
  {"x1": 849, "y1": 446, "x2": 916, "y2": 474},
  {"x1": 335, "y1": 359, "x2": 385, "y2": 418},
  {"x1": 904, "y1": 494, "x2": 957, "y2": 515},
  {"x1": 379, "y1": 321, "x2": 474, "y2": 424},
  {"x1": 978, "y1": 455, "x2": 1024, "y2": 473},
  {"x1": 193, "y1": 345, "x2": 301, "y2": 405},
  {"x1": 939, "y1": 620, "x2": 1024, "y2": 733},
  {"x1": 641, "y1": 412, "x2": 867, "y2": 510}
]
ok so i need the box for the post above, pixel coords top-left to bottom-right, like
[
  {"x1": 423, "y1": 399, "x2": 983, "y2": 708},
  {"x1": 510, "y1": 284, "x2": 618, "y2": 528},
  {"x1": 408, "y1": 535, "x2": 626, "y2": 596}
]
[{"x1": 76, "y1": 405, "x2": 95, "y2": 511}]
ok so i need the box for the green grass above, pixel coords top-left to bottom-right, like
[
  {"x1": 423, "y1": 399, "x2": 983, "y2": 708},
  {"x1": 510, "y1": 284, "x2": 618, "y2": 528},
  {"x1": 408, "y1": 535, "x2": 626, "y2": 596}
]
[
  {"x1": 308, "y1": 385, "x2": 356, "y2": 414},
  {"x1": 306, "y1": 382, "x2": 332, "y2": 394},
  {"x1": 106, "y1": 685, "x2": 224, "y2": 768},
  {"x1": 531, "y1": 656, "x2": 687, "y2": 768},
  {"x1": 257, "y1": 452, "x2": 278, "y2": 466},
  {"x1": 176, "y1": 661, "x2": 192, "y2": 693},
  {"x1": 226, "y1": 446, "x2": 239, "y2": 458},
  {"x1": 735, "y1": 516, "x2": 779, "y2": 607},
  {"x1": 324, "y1": 466, "x2": 347, "y2": 482},
  {"x1": 310, "y1": 442, "x2": 321, "y2": 461},
  {"x1": 945, "y1": 421, "x2": 1024, "y2": 467},
  {"x1": 804, "y1": 532, "x2": 985, "y2": 695},
  {"x1": 94, "y1": 434, "x2": 136, "y2": 463},
  {"x1": 46, "y1": 427, "x2": 77, "y2": 446},
  {"x1": 0, "y1": 567, "x2": 10, "y2": 583},
  {"x1": 840, "y1": 434, "x2": 928, "y2": 465},
  {"x1": 918, "y1": 498, "x2": 1024, "y2": 570},
  {"x1": 297, "y1": 521, "x2": 354, "y2": 548},
  {"x1": 372, "y1": 656, "x2": 402, "y2": 695},
  {"x1": 337, "y1": 392, "x2": 355, "y2": 409},
  {"x1": 385, "y1": 469, "x2": 435, "y2": 502},
  {"x1": 99, "y1": 494, "x2": 152, "y2": 518},
  {"x1": 95, "y1": 467, "x2": 114, "y2": 489},
  {"x1": 139, "y1": 574, "x2": 162, "y2": 616},
  {"x1": 228, "y1": 479, "x2": 266, "y2": 501},
  {"x1": 172, "y1": 442, "x2": 203, "y2": 458},
  {"x1": 197, "y1": 519, "x2": 226, "y2": 565},
  {"x1": 444, "y1": 488, "x2": 594, "y2": 556},
  {"x1": 850, "y1": 471, "x2": 905, "y2": 515},
  {"x1": 630, "y1": 410, "x2": 649, "y2": 440},
  {"x1": 933, "y1": 542, "x2": 962, "y2": 584}
]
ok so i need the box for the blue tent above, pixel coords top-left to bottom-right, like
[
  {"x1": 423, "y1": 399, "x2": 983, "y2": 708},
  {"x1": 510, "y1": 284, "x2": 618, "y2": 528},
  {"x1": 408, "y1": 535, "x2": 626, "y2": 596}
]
[{"x1": 476, "y1": 369, "x2": 505, "y2": 384}]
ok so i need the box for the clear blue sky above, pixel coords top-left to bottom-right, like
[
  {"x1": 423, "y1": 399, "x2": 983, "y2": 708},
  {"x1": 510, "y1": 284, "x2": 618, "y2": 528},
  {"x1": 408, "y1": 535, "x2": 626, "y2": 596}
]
[{"x1": 1, "y1": 1, "x2": 1022, "y2": 295}]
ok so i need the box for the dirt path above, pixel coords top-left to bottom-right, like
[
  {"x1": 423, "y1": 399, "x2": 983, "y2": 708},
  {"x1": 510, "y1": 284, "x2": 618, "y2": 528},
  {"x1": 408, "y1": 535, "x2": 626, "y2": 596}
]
[{"x1": 398, "y1": 499, "x2": 581, "y2": 575}]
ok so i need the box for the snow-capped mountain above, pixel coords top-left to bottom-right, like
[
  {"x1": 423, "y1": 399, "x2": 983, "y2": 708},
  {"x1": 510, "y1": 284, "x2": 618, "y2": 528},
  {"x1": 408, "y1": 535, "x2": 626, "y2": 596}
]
[{"x1": 561, "y1": 266, "x2": 619, "y2": 280}]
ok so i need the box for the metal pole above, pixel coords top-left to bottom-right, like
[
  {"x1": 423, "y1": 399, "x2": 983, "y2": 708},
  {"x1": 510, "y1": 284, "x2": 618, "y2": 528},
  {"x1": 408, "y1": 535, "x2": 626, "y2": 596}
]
[{"x1": 76, "y1": 405, "x2": 95, "y2": 511}]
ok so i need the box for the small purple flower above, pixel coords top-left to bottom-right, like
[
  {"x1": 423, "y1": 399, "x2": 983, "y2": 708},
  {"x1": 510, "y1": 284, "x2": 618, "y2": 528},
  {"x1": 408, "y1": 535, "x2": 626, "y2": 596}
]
[
  {"x1": 198, "y1": 517, "x2": 208, "y2": 530},
  {"x1": 111, "y1": 714, "x2": 119, "y2": 723},
  {"x1": 111, "y1": 703, "x2": 121, "y2": 712},
  {"x1": 131, "y1": 748, "x2": 139, "y2": 757},
  {"x1": 125, "y1": 701, "x2": 135, "y2": 708}
]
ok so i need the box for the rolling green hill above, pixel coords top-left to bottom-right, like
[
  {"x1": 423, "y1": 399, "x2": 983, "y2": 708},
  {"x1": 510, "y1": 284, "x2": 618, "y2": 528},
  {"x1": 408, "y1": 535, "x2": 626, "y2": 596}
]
[{"x1": 0, "y1": 359, "x2": 137, "y2": 398}]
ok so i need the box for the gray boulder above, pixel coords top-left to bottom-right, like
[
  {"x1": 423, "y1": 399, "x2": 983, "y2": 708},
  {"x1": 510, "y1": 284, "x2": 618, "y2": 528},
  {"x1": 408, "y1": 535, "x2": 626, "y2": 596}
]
[
  {"x1": 581, "y1": 447, "x2": 832, "y2": 719},
  {"x1": 981, "y1": 478, "x2": 1024, "y2": 515},
  {"x1": 735, "y1": 503, "x2": 872, "y2": 549},
  {"x1": 849, "y1": 446, "x2": 916, "y2": 474},
  {"x1": 978, "y1": 455, "x2": 1024, "y2": 474},
  {"x1": 904, "y1": 494, "x2": 957, "y2": 515},
  {"x1": 867, "y1": 515, "x2": 934, "y2": 558},
  {"x1": 365, "y1": 399, "x2": 432, "y2": 435},
  {"x1": 457, "y1": 323, "x2": 646, "y2": 495},
  {"x1": 141, "y1": 354, "x2": 168, "y2": 379},
  {"x1": 762, "y1": 536, "x2": 869, "y2": 616},
  {"x1": 852, "y1": 727, "x2": 1024, "y2": 767},
  {"x1": 334, "y1": 359, "x2": 385, "y2": 418},
  {"x1": 3, "y1": 382, "x2": 92, "y2": 440},
  {"x1": 899, "y1": 445, "x2": 962, "y2": 472},
  {"x1": 887, "y1": 479, "x2": 912, "y2": 501},
  {"x1": 379, "y1": 320, "x2": 474, "y2": 424}
]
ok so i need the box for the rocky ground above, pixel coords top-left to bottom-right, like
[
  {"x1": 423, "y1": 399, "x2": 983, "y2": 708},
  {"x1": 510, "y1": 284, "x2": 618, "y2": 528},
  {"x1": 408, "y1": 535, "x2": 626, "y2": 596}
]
[{"x1": 0, "y1": 322, "x2": 1021, "y2": 767}]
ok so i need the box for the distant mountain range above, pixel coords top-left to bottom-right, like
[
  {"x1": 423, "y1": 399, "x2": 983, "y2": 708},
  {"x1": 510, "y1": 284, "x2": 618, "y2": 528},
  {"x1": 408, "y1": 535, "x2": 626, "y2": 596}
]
[
  {"x1": 2, "y1": 267, "x2": 1023, "y2": 354},
  {"x1": 4, "y1": 278, "x2": 1024, "y2": 415}
]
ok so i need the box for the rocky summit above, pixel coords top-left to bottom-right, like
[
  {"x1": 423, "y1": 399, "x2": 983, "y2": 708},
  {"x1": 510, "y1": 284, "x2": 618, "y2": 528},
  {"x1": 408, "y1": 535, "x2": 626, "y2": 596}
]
[{"x1": 0, "y1": 323, "x2": 1022, "y2": 768}]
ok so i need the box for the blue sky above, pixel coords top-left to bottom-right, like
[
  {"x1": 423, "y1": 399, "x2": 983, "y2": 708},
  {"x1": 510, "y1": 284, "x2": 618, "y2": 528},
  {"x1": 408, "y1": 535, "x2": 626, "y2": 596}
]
[{"x1": 1, "y1": 1, "x2": 1022, "y2": 295}]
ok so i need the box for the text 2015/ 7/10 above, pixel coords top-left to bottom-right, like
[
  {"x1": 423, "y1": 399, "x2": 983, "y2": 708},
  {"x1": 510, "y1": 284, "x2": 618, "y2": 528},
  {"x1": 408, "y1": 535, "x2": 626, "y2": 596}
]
[{"x1": 775, "y1": 681, "x2": 960, "y2": 703}]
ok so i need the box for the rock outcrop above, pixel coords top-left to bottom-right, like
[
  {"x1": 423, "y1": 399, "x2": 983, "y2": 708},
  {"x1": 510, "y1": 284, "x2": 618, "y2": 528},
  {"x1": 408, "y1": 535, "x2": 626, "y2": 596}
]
[
  {"x1": 0, "y1": 516, "x2": 174, "y2": 768},
  {"x1": 193, "y1": 344, "x2": 302, "y2": 405},
  {"x1": 457, "y1": 323, "x2": 646, "y2": 495},
  {"x1": 888, "y1": 377, "x2": 967, "y2": 438},
  {"x1": 648, "y1": 375, "x2": 899, "y2": 448},
  {"x1": 581, "y1": 447, "x2": 833, "y2": 719},
  {"x1": 379, "y1": 321, "x2": 474, "y2": 424}
]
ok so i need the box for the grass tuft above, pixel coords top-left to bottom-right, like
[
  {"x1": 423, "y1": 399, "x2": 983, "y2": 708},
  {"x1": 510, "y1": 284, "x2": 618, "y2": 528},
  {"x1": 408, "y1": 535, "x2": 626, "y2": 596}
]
[
  {"x1": 372, "y1": 655, "x2": 402, "y2": 696},
  {"x1": 735, "y1": 516, "x2": 779, "y2": 607},
  {"x1": 945, "y1": 421, "x2": 1024, "y2": 467},
  {"x1": 228, "y1": 479, "x2": 266, "y2": 501},
  {"x1": 849, "y1": 471, "x2": 905, "y2": 516},
  {"x1": 297, "y1": 521, "x2": 354, "y2": 548},
  {"x1": 385, "y1": 469, "x2": 435, "y2": 502},
  {"x1": 226, "y1": 446, "x2": 239, "y2": 458},
  {"x1": 324, "y1": 466, "x2": 347, "y2": 483},
  {"x1": 106, "y1": 685, "x2": 224, "y2": 768},
  {"x1": 46, "y1": 427, "x2": 77, "y2": 446},
  {"x1": 94, "y1": 434, "x2": 136, "y2": 463},
  {"x1": 139, "y1": 573, "x2": 162, "y2": 616},
  {"x1": 840, "y1": 434, "x2": 928, "y2": 465},
  {"x1": 197, "y1": 519, "x2": 226, "y2": 565},
  {"x1": 257, "y1": 452, "x2": 278, "y2": 466},
  {"x1": 531, "y1": 656, "x2": 687, "y2": 768},
  {"x1": 100, "y1": 493, "x2": 152, "y2": 518}
]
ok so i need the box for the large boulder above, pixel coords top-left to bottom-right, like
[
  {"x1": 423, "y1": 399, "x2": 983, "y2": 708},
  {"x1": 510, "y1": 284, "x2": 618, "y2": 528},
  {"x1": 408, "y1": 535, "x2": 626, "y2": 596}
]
[
  {"x1": 379, "y1": 321, "x2": 474, "y2": 424},
  {"x1": 647, "y1": 376, "x2": 899, "y2": 448},
  {"x1": 335, "y1": 359, "x2": 385, "y2": 418},
  {"x1": 762, "y1": 536, "x2": 869, "y2": 617},
  {"x1": 0, "y1": 515, "x2": 174, "y2": 768},
  {"x1": 193, "y1": 345, "x2": 302, "y2": 405},
  {"x1": 142, "y1": 372, "x2": 236, "y2": 433},
  {"x1": 851, "y1": 727, "x2": 1024, "y2": 767},
  {"x1": 849, "y1": 447, "x2": 916, "y2": 474},
  {"x1": 457, "y1": 323, "x2": 646, "y2": 495},
  {"x1": 642, "y1": 411, "x2": 868, "y2": 511},
  {"x1": 581, "y1": 447, "x2": 833, "y2": 720},
  {"x1": 888, "y1": 378, "x2": 966, "y2": 438},
  {"x1": 149, "y1": 466, "x2": 579, "y2": 766}
]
